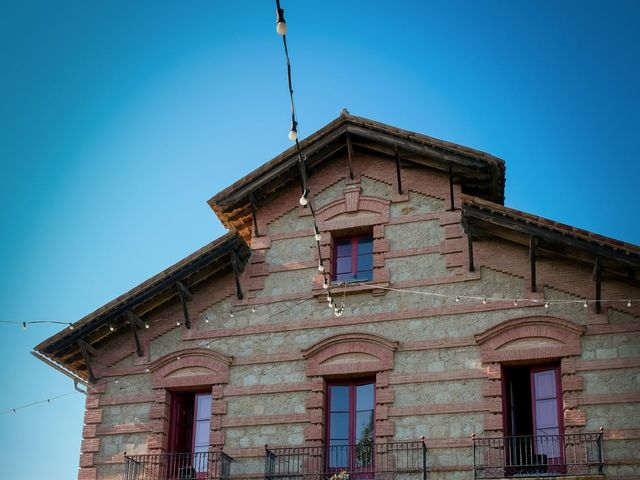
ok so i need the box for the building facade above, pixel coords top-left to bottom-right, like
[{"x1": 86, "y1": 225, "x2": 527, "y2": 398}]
[{"x1": 35, "y1": 113, "x2": 640, "y2": 480}]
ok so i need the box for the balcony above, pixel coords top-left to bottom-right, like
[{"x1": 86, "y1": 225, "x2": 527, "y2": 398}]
[
  {"x1": 472, "y1": 432, "x2": 604, "y2": 478},
  {"x1": 265, "y1": 440, "x2": 427, "y2": 480},
  {"x1": 124, "y1": 451, "x2": 233, "y2": 480}
]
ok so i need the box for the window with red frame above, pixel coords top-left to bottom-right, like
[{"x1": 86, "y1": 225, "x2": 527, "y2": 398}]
[
  {"x1": 334, "y1": 236, "x2": 373, "y2": 282},
  {"x1": 326, "y1": 380, "x2": 375, "y2": 471},
  {"x1": 503, "y1": 365, "x2": 565, "y2": 474},
  {"x1": 168, "y1": 392, "x2": 212, "y2": 476}
]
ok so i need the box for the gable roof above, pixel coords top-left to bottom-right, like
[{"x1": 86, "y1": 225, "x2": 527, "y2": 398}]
[
  {"x1": 462, "y1": 195, "x2": 640, "y2": 279},
  {"x1": 34, "y1": 231, "x2": 250, "y2": 381},
  {"x1": 209, "y1": 111, "x2": 506, "y2": 242}
]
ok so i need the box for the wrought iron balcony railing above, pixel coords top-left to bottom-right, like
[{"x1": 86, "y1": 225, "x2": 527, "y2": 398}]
[
  {"x1": 472, "y1": 432, "x2": 604, "y2": 478},
  {"x1": 124, "y1": 451, "x2": 233, "y2": 480},
  {"x1": 265, "y1": 440, "x2": 427, "y2": 480}
]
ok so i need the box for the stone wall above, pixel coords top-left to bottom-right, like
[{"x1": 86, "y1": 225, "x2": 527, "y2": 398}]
[{"x1": 76, "y1": 153, "x2": 640, "y2": 480}]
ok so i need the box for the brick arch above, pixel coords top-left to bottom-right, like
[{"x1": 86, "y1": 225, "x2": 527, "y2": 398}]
[
  {"x1": 302, "y1": 332, "x2": 398, "y2": 377},
  {"x1": 302, "y1": 333, "x2": 399, "y2": 444},
  {"x1": 315, "y1": 192, "x2": 390, "y2": 232},
  {"x1": 475, "y1": 316, "x2": 588, "y2": 436},
  {"x1": 475, "y1": 316, "x2": 585, "y2": 363},
  {"x1": 150, "y1": 348, "x2": 232, "y2": 389}
]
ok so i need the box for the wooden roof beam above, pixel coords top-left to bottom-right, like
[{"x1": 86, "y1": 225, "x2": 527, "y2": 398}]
[{"x1": 126, "y1": 311, "x2": 145, "y2": 357}]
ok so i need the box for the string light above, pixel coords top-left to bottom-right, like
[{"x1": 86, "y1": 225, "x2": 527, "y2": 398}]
[
  {"x1": 229, "y1": 312, "x2": 234, "y2": 318},
  {"x1": 584, "y1": 300, "x2": 588, "y2": 308},
  {"x1": 176, "y1": 320, "x2": 181, "y2": 326},
  {"x1": 288, "y1": 121, "x2": 298, "y2": 141},
  {"x1": 144, "y1": 321, "x2": 149, "y2": 329},
  {"x1": 318, "y1": 263, "x2": 325, "y2": 273},
  {"x1": 322, "y1": 280, "x2": 329, "y2": 289},
  {"x1": 299, "y1": 189, "x2": 309, "y2": 206},
  {"x1": 21, "y1": 322, "x2": 27, "y2": 330},
  {"x1": 109, "y1": 324, "x2": 115, "y2": 332},
  {"x1": 314, "y1": 226, "x2": 322, "y2": 242},
  {"x1": 545, "y1": 302, "x2": 549, "y2": 309},
  {"x1": 482, "y1": 297, "x2": 487, "y2": 305},
  {"x1": 251, "y1": 306, "x2": 256, "y2": 313},
  {"x1": 275, "y1": 2, "x2": 287, "y2": 36},
  {"x1": 514, "y1": 299, "x2": 518, "y2": 306},
  {"x1": 68, "y1": 323, "x2": 74, "y2": 330},
  {"x1": 628, "y1": 300, "x2": 633, "y2": 308},
  {"x1": 455, "y1": 296, "x2": 460, "y2": 303}
]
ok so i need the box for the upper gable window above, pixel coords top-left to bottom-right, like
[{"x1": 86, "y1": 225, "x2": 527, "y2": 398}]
[{"x1": 334, "y1": 235, "x2": 373, "y2": 282}]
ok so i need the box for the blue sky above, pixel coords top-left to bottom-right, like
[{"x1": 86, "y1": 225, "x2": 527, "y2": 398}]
[{"x1": 1, "y1": 1, "x2": 639, "y2": 478}]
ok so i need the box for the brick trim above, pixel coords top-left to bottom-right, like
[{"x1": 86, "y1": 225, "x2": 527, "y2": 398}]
[
  {"x1": 150, "y1": 348, "x2": 232, "y2": 389},
  {"x1": 475, "y1": 316, "x2": 585, "y2": 363},
  {"x1": 302, "y1": 332, "x2": 398, "y2": 377}
]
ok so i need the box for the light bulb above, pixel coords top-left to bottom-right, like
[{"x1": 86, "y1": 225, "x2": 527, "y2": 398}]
[
  {"x1": 176, "y1": 321, "x2": 181, "y2": 326},
  {"x1": 109, "y1": 324, "x2": 115, "y2": 332},
  {"x1": 288, "y1": 120, "x2": 298, "y2": 141},
  {"x1": 21, "y1": 322, "x2": 27, "y2": 330},
  {"x1": 204, "y1": 318, "x2": 209, "y2": 323},
  {"x1": 299, "y1": 190, "x2": 309, "y2": 206},
  {"x1": 328, "y1": 301, "x2": 333, "y2": 309},
  {"x1": 230, "y1": 312, "x2": 234, "y2": 318},
  {"x1": 318, "y1": 263, "x2": 325, "y2": 273},
  {"x1": 327, "y1": 294, "x2": 332, "y2": 302},
  {"x1": 482, "y1": 297, "x2": 487, "y2": 305},
  {"x1": 276, "y1": 8, "x2": 287, "y2": 36},
  {"x1": 514, "y1": 299, "x2": 518, "y2": 306},
  {"x1": 627, "y1": 300, "x2": 632, "y2": 308},
  {"x1": 455, "y1": 296, "x2": 460, "y2": 303},
  {"x1": 144, "y1": 321, "x2": 149, "y2": 329},
  {"x1": 323, "y1": 281, "x2": 329, "y2": 289},
  {"x1": 544, "y1": 302, "x2": 549, "y2": 309},
  {"x1": 314, "y1": 232, "x2": 322, "y2": 241},
  {"x1": 68, "y1": 323, "x2": 74, "y2": 330},
  {"x1": 251, "y1": 306, "x2": 256, "y2": 313},
  {"x1": 584, "y1": 300, "x2": 588, "y2": 308}
]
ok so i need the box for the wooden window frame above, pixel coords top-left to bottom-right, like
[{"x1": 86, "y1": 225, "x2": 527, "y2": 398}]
[
  {"x1": 325, "y1": 378, "x2": 376, "y2": 472},
  {"x1": 332, "y1": 235, "x2": 373, "y2": 283}
]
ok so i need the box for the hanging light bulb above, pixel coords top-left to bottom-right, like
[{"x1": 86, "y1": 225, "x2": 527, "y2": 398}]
[
  {"x1": 68, "y1": 323, "x2": 74, "y2": 330},
  {"x1": 318, "y1": 262, "x2": 325, "y2": 273},
  {"x1": 230, "y1": 312, "x2": 234, "y2": 318},
  {"x1": 21, "y1": 322, "x2": 27, "y2": 330},
  {"x1": 455, "y1": 296, "x2": 460, "y2": 303},
  {"x1": 544, "y1": 302, "x2": 549, "y2": 309},
  {"x1": 314, "y1": 226, "x2": 322, "y2": 242},
  {"x1": 584, "y1": 300, "x2": 588, "y2": 308},
  {"x1": 299, "y1": 189, "x2": 309, "y2": 206},
  {"x1": 109, "y1": 324, "x2": 115, "y2": 332},
  {"x1": 144, "y1": 321, "x2": 149, "y2": 329},
  {"x1": 275, "y1": 6, "x2": 287, "y2": 36},
  {"x1": 251, "y1": 306, "x2": 256, "y2": 313},
  {"x1": 322, "y1": 280, "x2": 329, "y2": 289},
  {"x1": 482, "y1": 297, "x2": 487, "y2": 305},
  {"x1": 176, "y1": 320, "x2": 181, "y2": 326},
  {"x1": 328, "y1": 301, "x2": 334, "y2": 309},
  {"x1": 514, "y1": 299, "x2": 518, "y2": 306},
  {"x1": 289, "y1": 120, "x2": 298, "y2": 141},
  {"x1": 204, "y1": 318, "x2": 209, "y2": 323},
  {"x1": 628, "y1": 300, "x2": 632, "y2": 308}
]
